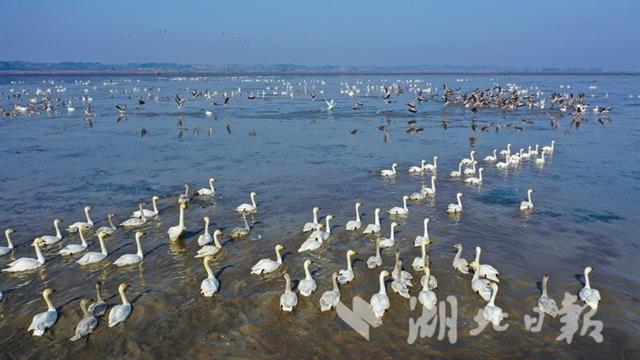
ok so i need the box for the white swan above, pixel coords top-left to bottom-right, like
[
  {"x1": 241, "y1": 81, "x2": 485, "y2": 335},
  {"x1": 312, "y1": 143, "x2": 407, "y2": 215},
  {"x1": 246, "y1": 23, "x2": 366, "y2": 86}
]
[
  {"x1": 419, "y1": 263, "x2": 438, "y2": 290},
  {"x1": 196, "y1": 178, "x2": 216, "y2": 196},
  {"x1": 420, "y1": 176, "x2": 436, "y2": 197},
  {"x1": 463, "y1": 160, "x2": 477, "y2": 176},
  {"x1": 200, "y1": 255, "x2": 220, "y2": 297},
  {"x1": 388, "y1": 195, "x2": 409, "y2": 216},
  {"x1": 87, "y1": 282, "x2": 108, "y2": 317},
  {"x1": 299, "y1": 215, "x2": 333, "y2": 252},
  {"x1": 538, "y1": 274, "x2": 559, "y2": 318},
  {"x1": 230, "y1": 213, "x2": 251, "y2": 238},
  {"x1": 70, "y1": 299, "x2": 98, "y2": 341},
  {"x1": 3, "y1": 238, "x2": 45, "y2": 272},
  {"x1": 414, "y1": 218, "x2": 431, "y2": 247},
  {"x1": 0, "y1": 228, "x2": 15, "y2": 256},
  {"x1": 77, "y1": 231, "x2": 109, "y2": 265},
  {"x1": 464, "y1": 168, "x2": 483, "y2": 185},
  {"x1": 535, "y1": 152, "x2": 545, "y2": 165},
  {"x1": 67, "y1": 206, "x2": 94, "y2": 233},
  {"x1": 380, "y1": 163, "x2": 398, "y2": 177},
  {"x1": 520, "y1": 146, "x2": 532, "y2": 160},
  {"x1": 520, "y1": 188, "x2": 534, "y2": 210},
  {"x1": 408, "y1": 160, "x2": 426, "y2": 174},
  {"x1": 108, "y1": 283, "x2": 132, "y2": 327},
  {"x1": 530, "y1": 144, "x2": 540, "y2": 156},
  {"x1": 196, "y1": 229, "x2": 224, "y2": 257},
  {"x1": 302, "y1": 207, "x2": 323, "y2": 232},
  {"x1": 461, "y1": 150, "x2": 476, "y2": 166},
  {"x1": 392, "y1": 251, "x2": 414, "y2": 288},
  {"x1": 251, "y1": 244, "x2": 284, "y2": 275},
  {"x1": 197, "y1": 216, "x2": 213, "y2": 246},
  {"x1": 280, "y1": 273, "x2": 298, "y2": 312},
  {"x1": 423, "y1": 156, "x2": 438, "y2": 172},
  {"x1": 345, "y1": 202, "x2": 362, "y2": 231},
  {"x1": 471, "y1": 267, "x2": 493, "y2": 301},
  {"x1": 167, "y1": 203, "x2": 187, "y2": 241},
  {"x1": 38, "y1": 219, "x2": 64, "y2": 245},
  {"x1": 120, "y1": 203, "x2": 147, "y2": 227},
  {"x1": 499, "y1": 143, "x2": 512, "y2": 156},
  {"x1": 28, "y1": 288, "x2": 57, "y2": 336},
  {"x1": 370, "y1": 270, "x2": 391, "y2": 319},
  {"x1": 484, "y1": 149, "x2": 498, "y2": 162},
  {"x1": 113, "y1": 231, "x2": 145, "y2": 267},
  {"x1": 59, "y1": 225, "x2": 89, "y2": 256},
  {"x1": 469, "y1": 246, "x2": 500, "y2": 282},
  {"x1": 319, "y1": 272, "x2": 340, "y2": 311},
  {"x1": 298, "y1": 259, "x2": 317, "y2": 297},
  {"x1": 542, "y1": 140, "x2": 555, "y2": 154},
  {"x1": 418, "y1": 266, "x2": 437, "y2": 310},
  {"x1": 449, "y1": 162, "x2": 463, "y2": 178},
  {"x1": 337, "y1": 250, "x2": 357, "y2": 284},
  {"x1": 483, "y1": 283, "x2": 505, "y2": 326},
  {"x1": 496, "y1": 155, "x2": 511, "y2": 169},
  {"x1": 236, "y1": 191, "x2": 257, "y2": 214},
  {"x1": 579, "y1": 266, "x2": 601, "y2": 310},
  {"x1": 452, "y1": 244, "x2": 469, "y2": 274},
  {"x1": 363, "y1": 208, "x2": 381, "y2": 235},
  {"x1": 367, "y1": 238, "x2": 382, "y2": 269},
  {"x1": 379, "y1": 222, "x2": 398, "y2": 248},
  {"x1": 178, "y1": 184, "x2": 191, "y2": 205},
  {"x1": 133, "y1": 196, "x2": 160, "y2": 218},
  {"x1": 446, "y1": 192, "x2": 463, "y2": 213},
  {"x1": 412, "y1": 239, "x2": 429, "y2": 271},
  {"x1": 96, "y1": 214, "x2": 116, "y2": 236}
]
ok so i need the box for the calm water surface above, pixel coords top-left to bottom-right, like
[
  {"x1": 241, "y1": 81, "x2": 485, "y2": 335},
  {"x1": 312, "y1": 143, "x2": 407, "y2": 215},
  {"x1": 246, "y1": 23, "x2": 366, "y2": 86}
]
[{"x1": 0, "y1": 74, "x2": 639, "y2": 359}]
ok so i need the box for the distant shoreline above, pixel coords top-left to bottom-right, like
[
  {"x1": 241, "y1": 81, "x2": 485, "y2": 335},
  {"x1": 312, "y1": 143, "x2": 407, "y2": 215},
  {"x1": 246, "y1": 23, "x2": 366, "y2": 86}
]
[{"x1": 1, "y1": 70, "x2": 639, "y2": 76}]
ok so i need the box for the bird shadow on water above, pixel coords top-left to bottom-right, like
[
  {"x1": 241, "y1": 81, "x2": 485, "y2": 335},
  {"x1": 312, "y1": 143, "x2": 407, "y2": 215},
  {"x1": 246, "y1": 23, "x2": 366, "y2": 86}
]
[
  {"x1": 574, "y1": 273, "x2": 586, "y2": 287},
  {"x1": 215, "y1": 264, "x2": 235, "y2": 279}
]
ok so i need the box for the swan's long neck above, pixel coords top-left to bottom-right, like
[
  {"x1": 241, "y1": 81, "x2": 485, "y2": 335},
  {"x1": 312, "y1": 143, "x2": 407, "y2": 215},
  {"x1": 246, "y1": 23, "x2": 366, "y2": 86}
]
[
  {"x1": 98, "y1": 234, "x2": 108, "y2": 255},
  {"x1": 332, "y1": 274, "x2": 339, "y2": 291},
  {"x1": 80, "y1": 300, "x2": 90, "y2": 316},
  {"x1": 108, "y1": 216, "x2": 116, "y2": 230},
  {"x1": 458, "y1": 162, "x2": 462, "y2": 172},
  {"x1": 454, "y1": 247, "x2": 462, "y2": 262},
  {"x1": 250, "y1": 193, "x2": 256, "y2": 207},
  {"x1": 378, "y1": 273, "x2": 387, "y2": 295},
  {"x1": 431, "y1": 176, "x2": 436, "y2": 190},
  {"x1": 542, "y1": 277, "x2": 549, "y2": 297},
  {"x1": 472, "y1": 161, "x2": 476, "y2": 171},
  {"x1": 421, "y1": 241, "x2": 427, "y2": 260},
  {"x1": 355, "y1": 204, "x2": 360, "y2": 222},
  {"x1": 285, "y1": 275, "x2": 292, "y2": 292},
  {"x1": 139, "y1": 204, "x2": 147, "y2": 221},
  {"x1": 275, "y1": 247, "x2": 283, "y2": 264},
  {"x1": 584, "y1": 269, "x2": 591, "y2": 289},
  {"x1": 35, "y1": 242, "x2": 45, "y2": 264},
  {"x1": 43, "y1": 292, "x2": 55, "y2": 311},
  {"x1": 325, "y1": 217, "x2": 331, "y2": 234},
  {"x1": 489, "y1": 285, "x2": 498, "y2": 306},
  {"x1": 433, "y1": 157, "x2": 437, "y2": 166},
  {"x1": 403, "y1": 197, "x2": 408, "y2": 210},
  {"x1": 119, "y1": 287, "x2": 129, "y2": 305},
  {"x1": 390, "y1": 224, "x2": 396, "y2": 240},
  {"x1": 374, "y1": 210, "x2": 380, "y2": 226},
  {"x1": 79, "y1": 228, "x2": 88, "y2": 247},
  {"x1": 135, "y1": 235, "x2": 143, "y2": 258},
  {"x1": 479, "y1": 169, "x2": 483, "y2": 181},
  {"x1": 242, "y1": 215, "x2": 250, "y2": 230},
  {"x1": 346, "y1": 253, "x2": 353, "y2": 271},
  {"x1": 213, "y1": 232, "x2": 222, "y2": 248},
  {"x1": 152, "y1": 197, "x2": 159, "y2": 214},
  {"x1": 470, "y1": 152, "x2": 475, "y2": 161},
  {"x1": 85, "y1": 208, "x2": 93, "y2": 225},
  {"x1": 204, "y1": 258, "x2": 214, "y2": 278},
  {"x1": 209, "y1": 179, "x2": 215, "y2": 192},
  {"x1": 5, "y1": 230, "x2": 13, "y2": 249},
  {"x1": 312, "y1": 208, "x2": 319, "y2": 224},
  {"x1": 474, "y1": 248, "x2": 481, "y2": 264},
  {"x1": 54, "y1": 221, "x2": 62, "y2": 238},
  {"x1": 493, "y1": 149, "x2": 497, "y2": 157},
  {"x1": 375, "y1": 240, "x2": 381, "y2": 257},
  {"x1": 424, "y1": 267, "x2": 431, "y2": 288},
  {"x1": 423, "y1": 219, "x2": 429, "y2": 238},
  {"x1": 527, "y1": 190, "x2": 533, "y2": 204},
  {"x1": 204, "y1": 218, "x2": 210, "y2": 235},
  {"x1": 96, "y1": 283, "x2": 103, "y2": 302},
  {"x1": 304, "y1": 262, "x2": 312, "y2": 280},
  {"x1": 178, "y1": 206, "x2": 185, "y2": 228},
  {"x1": 457, "y1": 194, "x2": 462, "y2": 207}
]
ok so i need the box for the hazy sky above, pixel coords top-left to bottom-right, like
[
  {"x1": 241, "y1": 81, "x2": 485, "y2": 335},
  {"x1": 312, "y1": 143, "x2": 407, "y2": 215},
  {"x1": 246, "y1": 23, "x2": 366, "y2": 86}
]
[{"x1": 1, "y1": 1, "x2": 638, "y2": 70}]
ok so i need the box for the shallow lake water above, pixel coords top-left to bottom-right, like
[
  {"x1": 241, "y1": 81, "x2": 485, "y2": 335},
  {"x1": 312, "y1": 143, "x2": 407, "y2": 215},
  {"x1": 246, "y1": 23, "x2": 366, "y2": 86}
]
[{"x1": 0, "y1": 74, "x2": 639, "y2": 359}]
